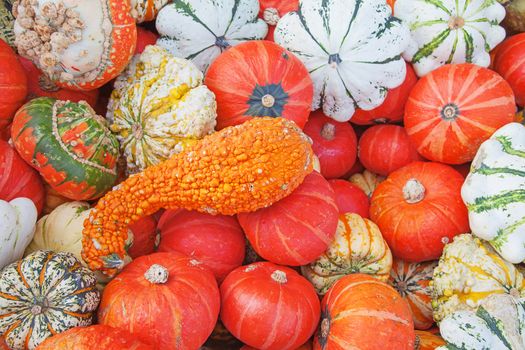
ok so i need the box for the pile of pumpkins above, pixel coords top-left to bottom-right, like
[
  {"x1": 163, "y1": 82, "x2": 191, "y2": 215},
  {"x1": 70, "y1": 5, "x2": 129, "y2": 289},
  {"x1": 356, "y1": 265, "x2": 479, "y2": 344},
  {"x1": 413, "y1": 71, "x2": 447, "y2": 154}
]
[{"x1": 1, "y1": 0, "x2": 525, "y2": 349}]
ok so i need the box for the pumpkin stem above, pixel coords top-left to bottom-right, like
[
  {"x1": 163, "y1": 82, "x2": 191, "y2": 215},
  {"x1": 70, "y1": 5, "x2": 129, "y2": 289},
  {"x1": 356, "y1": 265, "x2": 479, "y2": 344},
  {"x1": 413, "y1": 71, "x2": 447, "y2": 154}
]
[
  {"x1": 320, "y1": 123, "x2": 336, "y2": 141},
  {"x1": 271, "y1": 270, "x2": 288, "y2": 284},
  {"x1": 38, "y1": 74, "x2": 60, "y2": 92},
  {"x1": 403, "y1": 178, "x2": 425, "y2": 204},
  {"x1": 448, "y1": 16, "x2": 465, "y2": 29},
  {"x1": 510, "y1": 288, "x2": 520, "y2": 298},
  {"x1": 263, "y1": 7, "x2": 280, "y2": 26},
  {"x1": 441, "y1": 103, "x2": 460, "y2": 121},
  {"x1": 31, "y1": 305, "x2": 43, "y2": 315},
  {"x1": 144, "y1": 264, "x2": 169, "y2": 284},
  {"x1": 261, "y1": 94, "x2": 276, "y2": 108},
  {"x1": 320, "y1": 318, "x2": 330, "y2": 339}
]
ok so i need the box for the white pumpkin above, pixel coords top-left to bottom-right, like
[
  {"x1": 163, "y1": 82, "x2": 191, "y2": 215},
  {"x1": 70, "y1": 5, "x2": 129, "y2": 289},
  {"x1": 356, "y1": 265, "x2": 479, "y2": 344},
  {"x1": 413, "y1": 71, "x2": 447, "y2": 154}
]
[
  {"x1": 0, "y1": 198, "x2": 37, "y2": 269},
  {"x1": 155, "y1": 0, "x2": 268, "y2": 72},
  {"x1": 461, "y1": 123, "x2": 525, "y2": 264},
  {"x1": 395, "y1": 0, "x2": 506, "y2": 77},
  {"x1": 274, "y1": 0, "x2": 410, "y2": 122}
]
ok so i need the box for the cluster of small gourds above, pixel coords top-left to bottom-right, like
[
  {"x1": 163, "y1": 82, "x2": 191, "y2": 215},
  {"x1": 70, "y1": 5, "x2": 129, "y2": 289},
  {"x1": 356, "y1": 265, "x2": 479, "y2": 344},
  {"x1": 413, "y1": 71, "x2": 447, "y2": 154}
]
[{"x1": 0, "y1": 0, "x2": 525, "y2": 349}]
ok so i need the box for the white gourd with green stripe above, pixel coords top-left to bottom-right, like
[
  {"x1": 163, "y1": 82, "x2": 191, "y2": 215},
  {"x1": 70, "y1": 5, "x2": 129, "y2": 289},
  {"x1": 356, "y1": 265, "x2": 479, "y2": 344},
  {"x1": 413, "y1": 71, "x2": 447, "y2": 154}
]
[
  {"x1": 274, "y1": 0, "x2": 410, "y2": 122},
  {"x1": 437, "y1": 294, "x2": 525, "y2": 350},
  {"x1": 461, "y1": 123, "x2": 525, "y2": 264},
  {"x1": 394, "y1": 0, "x2": 506, "y2": 77},
  {"x1": 155, "y1": 0, "x2": 268, "y2": 73}
]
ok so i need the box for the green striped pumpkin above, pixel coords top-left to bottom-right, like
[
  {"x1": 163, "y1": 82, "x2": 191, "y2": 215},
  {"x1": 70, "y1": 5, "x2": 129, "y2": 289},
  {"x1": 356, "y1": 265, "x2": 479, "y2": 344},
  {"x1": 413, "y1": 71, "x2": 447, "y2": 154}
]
[
  {"x1": 395, "y1": 0, "x2": 506, "y2": 77},
  {"x1": 0, "y1": 0, "x2": 14, "y2": 48},
  {"x1": 10, "y1": 97, "x2": 119, "y2": 201},
  {"x1": 461, "y1": 122, "x2": 525, "y2": 264},
  {"x1": 437, "y1": 294, "x2": 525, "y2": 350},
  {"x1": 0, "y1": 250, "x2": 100, "y2": 350}
]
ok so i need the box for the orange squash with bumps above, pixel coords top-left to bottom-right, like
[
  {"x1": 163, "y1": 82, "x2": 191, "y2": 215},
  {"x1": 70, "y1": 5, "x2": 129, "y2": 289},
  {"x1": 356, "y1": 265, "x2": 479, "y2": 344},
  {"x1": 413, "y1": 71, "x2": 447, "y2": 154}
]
[{"x1": 82, "y1": 117, "x2": 314, "y2": 276}]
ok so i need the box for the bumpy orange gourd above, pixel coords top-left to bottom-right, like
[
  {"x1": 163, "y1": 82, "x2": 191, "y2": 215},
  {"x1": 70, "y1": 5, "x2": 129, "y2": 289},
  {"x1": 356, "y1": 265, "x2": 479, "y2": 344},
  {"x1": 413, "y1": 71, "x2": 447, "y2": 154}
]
[{"x1": 82, "y1": 117, "x2": 314, "y2": 276}]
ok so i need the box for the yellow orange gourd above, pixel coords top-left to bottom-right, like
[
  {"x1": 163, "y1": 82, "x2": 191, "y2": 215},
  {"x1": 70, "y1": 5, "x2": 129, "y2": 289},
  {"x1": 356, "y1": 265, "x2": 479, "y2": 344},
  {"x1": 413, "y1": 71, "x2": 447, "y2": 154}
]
[{"x1": 82, "y1": 118, "x2": 314, "y2": 276}]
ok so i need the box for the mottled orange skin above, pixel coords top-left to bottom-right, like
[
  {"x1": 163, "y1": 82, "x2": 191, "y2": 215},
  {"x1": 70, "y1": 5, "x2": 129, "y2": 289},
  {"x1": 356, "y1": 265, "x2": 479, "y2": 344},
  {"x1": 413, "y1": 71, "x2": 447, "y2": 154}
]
[{"x1": 82, "y1": 118, "x2": 314, "y2": 276}]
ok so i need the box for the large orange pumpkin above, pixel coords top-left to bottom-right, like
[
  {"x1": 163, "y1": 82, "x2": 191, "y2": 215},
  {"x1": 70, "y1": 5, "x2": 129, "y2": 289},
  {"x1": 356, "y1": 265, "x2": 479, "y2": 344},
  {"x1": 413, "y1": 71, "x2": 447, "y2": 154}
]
[
  {"x1": 404, "y1": 64, "x2": 515, "y2": 164},
  {"x1": 370, "y1": 162, "x2": 469, "y2": 262},
  {"x1": 238, "y1": 171, "x2": 339, "y2": 266},
  {"x1": 492, "y1": 33, "x2": 525, "y2": 107},
  {"x1": 205, "y1": 40, "x2": 313, "y2": 130},
  {"x1": 0, "y1": 39, "x2": 27, "y2": 130},
  {"x1": 258, "y1": 0, "x2": 299, "y2": 41},
  {"x1": 35, "y1": 325, "x2": 154, "y2": 350},
  {"x1": 98, "y1": 252, "x2": 220, "y2": 349},
  {"x1": 313, "y1": 274, "x2": 415, "y2": 350},
  {"x1": 221, "y1": 262, "x2": 320, "y2": 350},
  {"x1": 414, "y1": 330, "x2": 445, "y2": 350}
]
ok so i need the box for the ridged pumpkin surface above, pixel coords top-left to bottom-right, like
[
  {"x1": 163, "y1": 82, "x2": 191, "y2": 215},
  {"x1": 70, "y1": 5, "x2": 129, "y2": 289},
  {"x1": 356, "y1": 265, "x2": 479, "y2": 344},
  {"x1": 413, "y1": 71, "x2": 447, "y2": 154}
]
[
  {"x1": 82, "y1": 117, "x2": 314, "y2": 276},
  {"x1": 0, "y1": 38, "x2": 27, "y2": 130}
]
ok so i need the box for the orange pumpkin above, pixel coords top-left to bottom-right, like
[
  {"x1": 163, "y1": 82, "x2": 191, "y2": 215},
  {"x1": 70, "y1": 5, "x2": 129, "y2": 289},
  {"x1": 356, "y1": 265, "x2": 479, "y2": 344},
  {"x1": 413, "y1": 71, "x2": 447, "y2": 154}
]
[
  {"x1": 127, "y1": 215, "x2": 158, "y2": 259},
  {"x1": 404, "y1": 64, "x2": 515, "y2": 164},
  {"x1": 414, "y1": 330, "x2": 445, "y2": 350},
  {"x1": 370, "y1": 162, "x2": 469, "y2": 262},
  {"x1": 492, "y1": 33, "x2": 525, "y2": 107},
  {"x1": 98, "y1": 252, "x2": 220, "y2": 349},
  {"x1": 0, "y1": 39, "x2": 27, "y2": 130},
  {"x1": 313, "y1": 274, "x2": 415, "y2": 350}
]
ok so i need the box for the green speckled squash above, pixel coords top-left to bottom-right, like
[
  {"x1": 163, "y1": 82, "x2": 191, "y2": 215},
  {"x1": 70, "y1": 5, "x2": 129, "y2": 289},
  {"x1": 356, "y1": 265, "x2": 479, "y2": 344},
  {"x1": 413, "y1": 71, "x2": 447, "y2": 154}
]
[
  {"x1": 10, "y1": 97, "x2": 120, "y2": 201},
  {"x1": 0, "y1": 250, "x2": 100, "y2": 350},
  {"x1": 0, "y1": 0, "x2": 14, "y2": 48}
]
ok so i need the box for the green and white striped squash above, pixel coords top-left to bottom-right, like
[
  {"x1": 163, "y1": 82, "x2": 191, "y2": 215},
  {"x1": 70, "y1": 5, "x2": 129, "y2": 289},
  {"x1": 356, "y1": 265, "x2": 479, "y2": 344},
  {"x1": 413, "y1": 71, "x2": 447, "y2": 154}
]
[
  {"x1": 0, "y1": 0, "x2": 15, "y2": 48},
  {"x1": 155, "y1": 0, "x2": 268, "y2": 72},
  {"x1": 274, "y1": 0, "x2": 410, "y2": 122},
  {"x1": 395, "y1": 0, "x2": 506, "y2": 77},
  {"x1": 432, "y1": 234, "x2": 525, "y2": 324},
  {"x1": 461, "y1": 122, "x2": 525, "y2": 264},
  {"x1": 437, "y1": 294, "x2": 525, "y2": 350},
  {"x1": 0, "y1": 250, "x2": 100, "y2": 350}
]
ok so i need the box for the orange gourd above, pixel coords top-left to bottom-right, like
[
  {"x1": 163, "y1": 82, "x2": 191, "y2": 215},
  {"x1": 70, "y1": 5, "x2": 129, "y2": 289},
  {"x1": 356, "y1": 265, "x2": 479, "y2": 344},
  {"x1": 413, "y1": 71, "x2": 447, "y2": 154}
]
[
  {"x1": 82, "y1": 117, "x2": 314, "y2": 276},
  {"x1": 414, "y1": 330, "x2": 445, "y2": 350},
  {"x1": 0, "y1": 39, "x2": 27, "y2": 130}
]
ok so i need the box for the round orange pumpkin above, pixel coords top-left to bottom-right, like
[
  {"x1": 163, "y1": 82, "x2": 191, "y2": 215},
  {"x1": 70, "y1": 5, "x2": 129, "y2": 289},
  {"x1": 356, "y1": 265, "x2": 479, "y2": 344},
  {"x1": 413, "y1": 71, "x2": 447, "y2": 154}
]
[
  {"x1": 404, "y1": 64, "x2": 515, "y2": 164},
  {"x1": 0, "y1": 39, "x2": 27, "y2": 131},
  {"x1": 98, "y1": 252, "x2": 220, "y2": 350},
  {"x1": 238, "y1": 171, "x2": 339, "y2": 266},
  {"x1": 370, "y1": 162, "x2": 469, "y2": 262},
  {"x1": 205, "y1": 40, "x2": 313, "y2": 130},
  {"x1": 492, "y1": 33, "x2": 525, "y2": 107},
  {"x1": 414, "y1": 330, "x2": 445, "y2": 350},
  {"x1": 35, "y1": 325, "x2": 154, "y2": 350},
  {"x1": 313, "y1": 274, "x2": 415, "y2": 350}
]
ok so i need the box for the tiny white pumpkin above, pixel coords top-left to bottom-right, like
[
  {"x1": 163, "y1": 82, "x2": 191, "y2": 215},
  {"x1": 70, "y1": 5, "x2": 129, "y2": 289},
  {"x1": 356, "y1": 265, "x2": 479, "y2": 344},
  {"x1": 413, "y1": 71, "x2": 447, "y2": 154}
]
[
  {"x1": 274, "y1": 0, "x2": 410, "y2": 122},
  {"x1": 0, "y1": 198, "x2": 37, "y2": 270}
]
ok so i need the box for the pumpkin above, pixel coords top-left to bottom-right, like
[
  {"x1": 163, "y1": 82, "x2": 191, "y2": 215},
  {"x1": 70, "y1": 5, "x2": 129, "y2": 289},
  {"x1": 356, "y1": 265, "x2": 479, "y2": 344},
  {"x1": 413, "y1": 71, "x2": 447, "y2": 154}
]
[
  {"x1": 0, "y1": 124, "x2": 10, "y2": 141},
  {"x1": 156, "y1": 0, "x2": 267, "y2": 73},
  {"x1": 437, "y1": 294, "x2": 525, "y2": 350},
  {"x1": 351, "y1": 63, "x2": 418, "y2": 125},
  {"x1": 492, "y1": 33, "x2": 525, "y2": 107},
  {"x1": 274, "y1": 0, "x2": 410, "y2": 121},
  {"x1": 35, "y1": 325, "x2": 154, "y2": 350},
  {"x1": 221, "y1": 262, "x2": 320, "y2": 350},
  {"x1": 127, "y1": 215, "x2": 158, "y2": 259},
  {"x1": 349, "y1": 170, "x2": 385, "y2": 198},
  {"x1": 42, "y1": 184, "x2": 71, "y2": 215},
  {"x1": 432, "y1": 234, "x2": 525, "y2": 323},
  {"x1": 107, "y1": 45, "x2": 217, "y2": 174},
  {"x1": 303, "y1": 110, "x2": 358, "y2": 179},
  {"x1": 313, "y1": 274, "x2": 415, "y2": 349},
  {"x1": 157, "y1": 209, "x2": 245, "y2": 282},
  {"x1": 461, "y1": 123, "x2": 525, "y2": 264},
  {"x1": 414, "y1": 331, "x2": 445, "y2": 350},
  {"x1": 0, "y1": 338, "x2": 8, "y2": 350},
  {"x1": 238, "y1": 171, "x2": 339, "y2": 266},
  {"x1": 0, "y1": 0, "x2": 14, "y2": 48},
  {"x1": 135, "y1": 27, "x2": 158, "y2": 54},
  {"x1": 358, "y1": 125, "x2": 423, "y2": 177},
  {"x1": 258, "y1": 0, "x2": 298, "y2": 41},
  {"x1": 404, "y1": 64, "x2": 516, "y2": 164},
  {"x1": 11, "y1": 97, "x2": 120, "y2": 201},
  {"x1": 98, "y1": 252, "x2": 220, "y2": 349},
  {"x1": 0, "y1": 38, "x2": 27, "y2": 130},
  {"x1": 130, "y1": 0, "x2": 169, "y2": 23},
  {"x1": 13, "y1": 0, "x2": 136, "y2": 91},
  {"x1": 18, "y1": 57, "x2": 99, "y2": 108},
  {"x1": 328, "y1": 179, "x2": 369, "y2": 218},
  {"x1": 498, "y1": 0, "x2": 525, "y2": 35},
  {"x1": 205, "y1": 40, "x2": 312, "y2": 130},
  {"x1": 389, "y1": 259, "x2": 438, "y2": 330},
  {"x1": 0, "y1": 139, "x2": 44, "y2": 214},
  {"x1": 370, "y1": 162, "x2": 469, "y2": 262},
  {"x1": 0, "y1": 251, "x2": 100, "y2": 350},
  {"x1": 82, "y1": 117, "x2": 315, "y2": 276},
  {"x1": 0, "y1": 198, "x2": 37, "y2": 269},
  {"x1": 395, "y1": 0, "x2": 506, "y2": 77},
  {"x1": 302, "y1": 213, "x2": 392, "y2": 295}
]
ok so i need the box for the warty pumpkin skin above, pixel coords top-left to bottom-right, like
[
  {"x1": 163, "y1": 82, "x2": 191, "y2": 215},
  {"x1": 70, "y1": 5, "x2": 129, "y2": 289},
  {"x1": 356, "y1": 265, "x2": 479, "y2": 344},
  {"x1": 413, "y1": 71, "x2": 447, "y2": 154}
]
[
  {"x1": 82, "y1": 117, "x2": 314, "y2": 276},
  {"x1": 98, "y1": 252, "x2": 220, "y2": 350},
  {"x1": 0, "y1": 251, "x2": 100, "y2": 350},
  {"x1": 0, "y1": 0, "x2": 15, "y2": 48},
  {"x1": 129, "y1": 0, "x2": 169, "y2": 23}
]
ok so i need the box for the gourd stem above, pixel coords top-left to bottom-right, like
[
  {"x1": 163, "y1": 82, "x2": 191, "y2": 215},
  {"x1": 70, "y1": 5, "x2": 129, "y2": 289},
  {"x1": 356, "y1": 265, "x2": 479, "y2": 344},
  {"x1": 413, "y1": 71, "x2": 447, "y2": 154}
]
[
  {"x1": 144, "y1": 264, "x2": 169, "y2": 284},
  {"x1": 271, "y1": 270, "x2": 287, "y2": 284},
  {"x1": 403, "y1": 178, "x2": 425, "y2": 204},
  {"x1": 320, "y1": 318, "x2": 330, "y2": 339},
  {"x1": 448, "y1": 16, "x2": 465, "y2": 29},
  {"x1": 321, "y1": 123, "x2": 336, "y2": 141},
  {"x1": 261, "y1": 94, "x2": 275, "y2": 108},
  {"x1": 263, "y1": 7, "x2": 280, "y2": 26}
]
